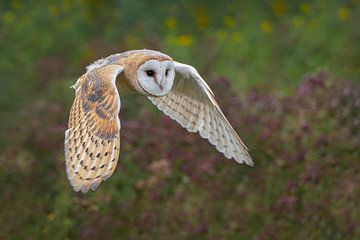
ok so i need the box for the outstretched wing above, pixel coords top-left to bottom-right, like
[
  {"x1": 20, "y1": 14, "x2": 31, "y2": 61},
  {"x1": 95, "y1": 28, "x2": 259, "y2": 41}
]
[
  {"x1": 64, "y1": 65, "x2": 123, "y2": 193},
  {"x1": 148, "y1": 61, "x2": 253, "y2": 165}
]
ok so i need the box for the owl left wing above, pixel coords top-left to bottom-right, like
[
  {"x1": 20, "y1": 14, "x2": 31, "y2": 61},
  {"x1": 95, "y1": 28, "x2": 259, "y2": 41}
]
[
  {"x1": 65, "y1": 65, "x2": 123, "y2": 193},
  {"x1": 148, "y1": 61, "x2": 253, "y2": 165}
]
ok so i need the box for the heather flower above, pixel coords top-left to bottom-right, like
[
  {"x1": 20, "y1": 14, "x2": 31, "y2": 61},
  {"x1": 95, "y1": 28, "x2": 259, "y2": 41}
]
[
  {"x1": 301, "y1": 165, "x2": 321, "y2": 184},
  {"x1": 275, "y1": 195, "x2": 297, "y2": 215},
  {"x1": 138, "y1": 211, "x2": 158, "y2": 228},
  {"x1": 147, "y1": 158, "x2": 171, "y2": 178}
]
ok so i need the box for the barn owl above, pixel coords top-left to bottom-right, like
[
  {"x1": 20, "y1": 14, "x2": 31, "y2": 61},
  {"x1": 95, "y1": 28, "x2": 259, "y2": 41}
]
[{"x1": 64, "y1": 49, "x2": 253, "y2": 193}]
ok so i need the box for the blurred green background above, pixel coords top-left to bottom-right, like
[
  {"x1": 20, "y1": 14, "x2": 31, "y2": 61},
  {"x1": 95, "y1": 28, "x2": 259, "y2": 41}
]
[{"x1": 0, "y1": 0, "x2": 359, "y2": 239}]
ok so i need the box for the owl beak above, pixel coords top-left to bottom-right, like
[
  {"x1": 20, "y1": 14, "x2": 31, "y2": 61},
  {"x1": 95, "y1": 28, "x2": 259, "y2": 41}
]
[
  {"x1": 160, "y1": 78, "x2": 166, "y2": 91},
  {"x1": 158, "y1": 71, "x2": 168, "y2": 90},
  {"x1": 153, "y1": 75, "x2": 164, "y2": 91},
  {"x1": 160, "y1": 76, "x2": 166, "y2": 88}
]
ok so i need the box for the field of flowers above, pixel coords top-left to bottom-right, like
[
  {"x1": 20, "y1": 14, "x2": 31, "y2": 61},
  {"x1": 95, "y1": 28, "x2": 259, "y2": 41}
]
[{"x1": 0, "y1": 1, "x2": 359, "y2": 239}]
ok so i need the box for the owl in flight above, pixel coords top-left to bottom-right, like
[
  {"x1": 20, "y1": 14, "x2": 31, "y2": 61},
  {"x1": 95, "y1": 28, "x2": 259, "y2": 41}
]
[{"x1": 64, "y1": 49, "x2": 253, "y2": 193}]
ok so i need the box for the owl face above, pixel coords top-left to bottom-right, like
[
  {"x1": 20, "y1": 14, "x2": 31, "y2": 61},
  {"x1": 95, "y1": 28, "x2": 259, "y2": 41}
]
[{"x1": 136, "y1": 59, "x2": 175, "y2": 96}]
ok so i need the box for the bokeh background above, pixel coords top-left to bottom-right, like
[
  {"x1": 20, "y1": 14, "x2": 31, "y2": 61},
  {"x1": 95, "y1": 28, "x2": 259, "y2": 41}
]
[{"x1": 0, "y1": 0, "x2": 359, "y2": 239}]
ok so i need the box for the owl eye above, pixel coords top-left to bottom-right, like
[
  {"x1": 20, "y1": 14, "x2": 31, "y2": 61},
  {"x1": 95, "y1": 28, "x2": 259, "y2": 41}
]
[
  {"x1": 165, "y1": 69, "x2": 169, "y2": 76},
  {"x1": 146, "y1": 70, "x2": 154, "y2": 77}
]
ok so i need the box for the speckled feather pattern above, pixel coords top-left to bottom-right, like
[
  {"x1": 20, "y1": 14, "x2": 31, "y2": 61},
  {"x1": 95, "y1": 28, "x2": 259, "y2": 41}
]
[{"x1": 65, "y1": 65, "x2": 122, "y2": 193}]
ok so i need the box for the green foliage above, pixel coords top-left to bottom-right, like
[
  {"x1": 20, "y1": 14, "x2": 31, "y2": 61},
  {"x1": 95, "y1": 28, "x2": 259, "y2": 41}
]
[{"x1": 0, "y1": 1, "x2": 359, "y2": 239}]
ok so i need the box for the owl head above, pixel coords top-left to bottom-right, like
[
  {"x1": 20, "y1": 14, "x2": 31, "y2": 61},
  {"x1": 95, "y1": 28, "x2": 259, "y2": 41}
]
[
  {"x1": 121, "y1": 50, "x2": 175, "y2": 97},
  {"x1": 136, "y1": 58, "x2": 175, "y2": 97}
]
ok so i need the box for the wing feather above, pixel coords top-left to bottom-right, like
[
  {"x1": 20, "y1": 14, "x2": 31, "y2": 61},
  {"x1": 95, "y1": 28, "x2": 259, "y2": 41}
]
[
  {"x1": 148, "y1": 61, "x2": 253, "y2": 165},
  {"x1": 64, "y1": 64, "x2": 123, "y2": 193}
]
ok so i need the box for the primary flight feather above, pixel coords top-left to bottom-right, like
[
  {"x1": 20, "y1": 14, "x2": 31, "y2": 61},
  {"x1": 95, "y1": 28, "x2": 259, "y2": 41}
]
[{"x1": 64, "y1": 49, "x2": 253, "y2": 193}]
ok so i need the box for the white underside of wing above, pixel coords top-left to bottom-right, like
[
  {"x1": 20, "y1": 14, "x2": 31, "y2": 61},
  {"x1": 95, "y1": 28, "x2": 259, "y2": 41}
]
[{"x1": 148, "y1": 62, "x2": 253, "y2": 166}]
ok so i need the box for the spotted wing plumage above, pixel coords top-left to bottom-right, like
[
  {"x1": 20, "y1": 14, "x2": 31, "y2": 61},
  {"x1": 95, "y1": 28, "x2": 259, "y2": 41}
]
[
  {"x1": 64, "y1": 65, "x2": 123, "y2": 193},
  {"x1": 148, "y1": 62, "x2": 253, "y2": 165}
]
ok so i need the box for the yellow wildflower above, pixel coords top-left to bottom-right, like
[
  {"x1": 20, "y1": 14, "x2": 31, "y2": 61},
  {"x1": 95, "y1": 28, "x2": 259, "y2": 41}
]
[
  {"x1": 11, "y1": 0, "x2": 22, "y2": 10},
  {"x1": 338, "y1": 7, "x2": 350, "y2": 21},
  {"x1": 177, "y1": 35, "x2": 193, "y2": 46},
  {"x1": 261, "y1": 21, "x2": 273, "y2": 33},
  {"x1": 292, "y1": 16, "x2": 303, "y2": 28},
  {"x1": 223, "y1": 16, "x2": 235, "y2": 28},
  {"x1": 63, "y1": 0, "x2": 71, "y2": 11},
  {"x1": 216, "y1": 30, "x2": 227, "y2": 42},
  {"x1": 165, "y1": 17, "x2": 177, "y2": 30},
  {"x1": 47, "y1": 213, "x2": 56, "y2": 222},
  {"x1": 48, "y1": 4, "x2": 58, "y2": 16},
  {"x1": 195, "y1": 10, "x2": 209, "y2": 29},
  {"x1": 271, "y1": 0, "x2": 287, "y2": 16},
  {"x1": 231, "y1": 32, "x2": 241, "y2": 42},
  {"x1": 300, "y1": 2, "x2": 311, "y2": 14},
  {"x1": 2, "y1": 12, "x2": 15, "y2": 24}
]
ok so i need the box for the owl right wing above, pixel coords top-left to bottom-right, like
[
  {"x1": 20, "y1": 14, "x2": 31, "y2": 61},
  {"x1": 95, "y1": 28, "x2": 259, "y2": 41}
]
[
  {"x1": 64, "y1": 65, "x2": 123, "y2": 193},
  {"x1": 148, "y1": 61, "x2": 253, "y2": 165}
]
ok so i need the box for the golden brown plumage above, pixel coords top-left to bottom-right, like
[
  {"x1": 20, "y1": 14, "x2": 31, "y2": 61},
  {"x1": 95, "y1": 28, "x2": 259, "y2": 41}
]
[{"x1": 65, "y1": 65, "x2": 122, "y2": 193}]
